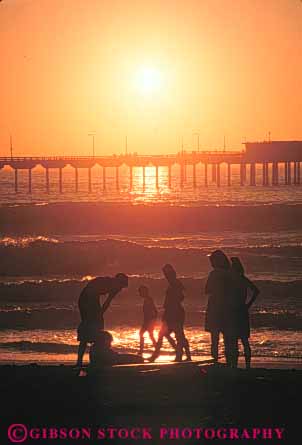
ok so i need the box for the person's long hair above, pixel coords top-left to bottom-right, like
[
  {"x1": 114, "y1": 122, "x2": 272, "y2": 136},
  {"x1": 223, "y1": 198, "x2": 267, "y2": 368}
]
[
  {"x1": 231, "y1": 257, "x2": 245, "y2": 275},
  {"x1": 208, "y1": 250, "x2": 230, "y2": 270},
  {"x1": 162, "y1": 263, "x2": 184, "y2": 293},
  {"x1": 163, "y1": 264, "x2": 177, "y2": 282}
]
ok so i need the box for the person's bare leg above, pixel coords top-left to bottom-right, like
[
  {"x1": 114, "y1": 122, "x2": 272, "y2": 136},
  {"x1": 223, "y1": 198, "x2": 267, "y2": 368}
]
[
  {"x1": 241, "y1": 337, "x2": 251, "y2": 369},
  {"x1": 223, "y1": 334, "x2": 238, "y2": 368},
  {"x1": 139, "y1": 329, "x2": 145, "y2": 355},
  {"x1": 148, "y1": 329, "x2": 157, "y2": 348},
  {"x1": 149, "y1": 326, "x2": 165, "y2": 362},
  {"x1": 174, "y1": 327, "x2": 187, "y2": 362},
  {"x1": 233, "y1": 337, "x2": 239, "y2": 368},
  {"x1": 76, "y1": 341, "x2": 87, "y2": 367},
  {"x1": 211, "y1": 331, "x2": 219, "y2": 363},
  {"x1": 183, "y1": 337, "x2": 192, "y2": 361},
  {"x1": 165, "y1": 333, "x2": 177, "y2": 351}
]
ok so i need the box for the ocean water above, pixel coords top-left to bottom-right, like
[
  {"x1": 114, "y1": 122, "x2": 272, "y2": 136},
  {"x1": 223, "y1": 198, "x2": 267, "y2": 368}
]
[
  {"x1": 1, "y1": 163, "x2": 302, "y2": 206},
  {"x1": 0, "y1": 165, "x2": 301, "y2": 365}
]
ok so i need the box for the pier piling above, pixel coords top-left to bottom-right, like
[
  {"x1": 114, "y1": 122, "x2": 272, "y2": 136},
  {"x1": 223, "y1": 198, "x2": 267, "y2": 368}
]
[
  {"x1": 168, "y1": 165, "x2": 171, "y2": 188},
  {"x1": 14, "y1": 169, "x2": 18, "y2": 193},
  {"x1": 28, "y1": 169, "x2": 32, "y2": 194},
  {"x1": 116, "y1": 166, "x2": 119, "y2": 190},
  {"x1": 129, "y1": 166, "x2": 133, "y2": 190},
  {"x1": 59, "y1": 168, "x2": 63, "y2": 193},
  {"x1": 103, "y1": 166, "x2": 106, "y2": 191},
  {"x1": 45, "y1": 168, "x2": 50, "y2": 193},
  {"x1": 272, "y1": 162, "x2": 279, "y2": 186},
  {"x1": 143, "y1": 166, "x2": 146, "y2": 189},
  {"x1": 287, "y1": 162, "x2": 292, "y2": 185},
  {"x1": 212, "y1": 164, "x2": 217, "y2": 183},
  {"x1": 217, "y1": 163, "x2": 221, "y2": 187},
  {"x1": 250, "y1": 163, "x2": 256, "y2": 186},
  {"x1": 262, "y1": 163, "x2": 269, "y2": 186},
  {"x1": 240, "y1": 164, "x2": 246, "y2": 186},
  {"x1": 297, "y1": 162, "x2": 301, "y2": 185},
  {"x1": 293, "y1": 162, "x2": 300, "y2": 185},
  {"x1": 227, "y1": 163, "x2": 231, "y2": 186},
  {"x1": 88, "y1": 168, "x2": 92, "y2": 193},
  {"x1": 204, "y1": 163, "x2": 208, "y2": 187},
  {"x1": 75, "y1": 168, "x2": 79, "y2": 193},
  {"x1": 180, "y1": 164, "x2": 184, "y2": 188}
]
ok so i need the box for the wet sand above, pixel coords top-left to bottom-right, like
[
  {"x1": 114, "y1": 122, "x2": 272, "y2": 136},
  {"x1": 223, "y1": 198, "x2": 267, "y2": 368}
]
[{"x1": 0, "y1": 361, "x2": 300, "y2": 444}]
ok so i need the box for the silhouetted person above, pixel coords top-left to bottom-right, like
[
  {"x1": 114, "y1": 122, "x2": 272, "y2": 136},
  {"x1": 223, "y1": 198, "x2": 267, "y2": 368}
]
[
  {"x1": 205, "y1": 250, "x2": 235, "y2": 366},
  {"x1": 89, "y1": 330, "x2": 144, "y2": 372},
  {"x1": 231, "y1": 257, "x2": 259, "y2": 369},
  {"x1": 150, "y1": 264, "x2": 191, "y2": 362},
  {"x1": 138, "y1": 285, "x2": 158, "y2": 355},
  {"x1": 76, "y1": 273, "x2": 128, "y2": 367}
]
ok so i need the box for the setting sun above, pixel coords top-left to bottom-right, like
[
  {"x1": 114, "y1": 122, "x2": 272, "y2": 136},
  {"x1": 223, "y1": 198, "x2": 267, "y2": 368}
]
[{"x1": 135, "y1": 66, "x2": 164, "y2": 96}]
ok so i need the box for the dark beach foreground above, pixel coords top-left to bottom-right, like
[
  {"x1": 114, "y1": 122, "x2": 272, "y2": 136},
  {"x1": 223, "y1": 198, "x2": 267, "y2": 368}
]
[{"x1": 0, "y1": 362, "x2": 300, "y2": 445}]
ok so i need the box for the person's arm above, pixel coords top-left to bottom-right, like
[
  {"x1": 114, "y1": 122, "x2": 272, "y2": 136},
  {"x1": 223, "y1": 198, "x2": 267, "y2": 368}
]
[
  {"x1": 245, "y1": 277, "x2": 259, "y2": 309},
  {"x1": 101, "y1": 290, "x2": 119, "y2": 314},
  {"x1": 205, "y1": 272, "x2": 214, "y2": 298},
  {"x1": 178, "y1": 288, "x2": 185, "y2": 302}
]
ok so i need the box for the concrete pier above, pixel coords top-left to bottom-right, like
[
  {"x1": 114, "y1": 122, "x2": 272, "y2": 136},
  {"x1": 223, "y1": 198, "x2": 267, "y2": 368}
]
[
  {"x1": 192, "y1": 164, "x2": 197, "y2": 188},
  {"x1": 1, "y1": 140, "x2": 301, "y2": 193}
]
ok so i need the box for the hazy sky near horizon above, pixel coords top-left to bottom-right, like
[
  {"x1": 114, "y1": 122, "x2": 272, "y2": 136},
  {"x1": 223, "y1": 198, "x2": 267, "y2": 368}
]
[{"x1": 0, "y1": 0, "x2": 301, "y2": 156}]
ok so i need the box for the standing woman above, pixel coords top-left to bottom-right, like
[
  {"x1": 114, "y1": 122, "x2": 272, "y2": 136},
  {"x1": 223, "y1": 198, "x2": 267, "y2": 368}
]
[
  {"x1": 231, "y1": 257, "x2": 259, "y2": 369},
  {"x1": 205, "y1": 250, "x2": 234, "y2": 365},
  {"x1": 150, "y1": 264, "x2": 191, "y2": 362}
]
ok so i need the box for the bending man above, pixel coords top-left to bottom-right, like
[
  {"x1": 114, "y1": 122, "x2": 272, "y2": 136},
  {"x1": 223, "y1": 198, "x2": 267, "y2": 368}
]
[{"x1": 76, "y1": 273, "x2": 128, "y2": 367}]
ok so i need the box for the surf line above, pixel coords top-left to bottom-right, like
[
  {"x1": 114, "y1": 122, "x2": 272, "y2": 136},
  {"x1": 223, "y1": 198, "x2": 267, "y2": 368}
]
[{"x1": 159, "y1": 427, "x2": 285, "y2": 440}]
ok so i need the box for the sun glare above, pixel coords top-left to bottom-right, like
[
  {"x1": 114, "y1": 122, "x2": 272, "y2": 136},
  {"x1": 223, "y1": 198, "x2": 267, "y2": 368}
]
[{"x1": 135, "y1": 66, "x2": 164, "y2": 95}]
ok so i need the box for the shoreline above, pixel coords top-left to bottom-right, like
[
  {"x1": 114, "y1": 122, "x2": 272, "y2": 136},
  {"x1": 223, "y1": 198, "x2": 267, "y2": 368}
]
[{"x1": 1, "y1": 356, "x2": 302, "y2": 369}]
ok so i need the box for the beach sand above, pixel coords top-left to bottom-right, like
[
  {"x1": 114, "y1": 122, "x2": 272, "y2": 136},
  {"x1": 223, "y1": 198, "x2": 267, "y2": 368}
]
[{"x1": 0, "y1": 361, "x2": 300, "y2": 444}]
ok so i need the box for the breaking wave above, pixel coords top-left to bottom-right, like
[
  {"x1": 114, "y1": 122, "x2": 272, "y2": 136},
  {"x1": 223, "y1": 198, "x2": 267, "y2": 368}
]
[{"x1": 0, "y1": 237, "x2": 302, "y2": 280}]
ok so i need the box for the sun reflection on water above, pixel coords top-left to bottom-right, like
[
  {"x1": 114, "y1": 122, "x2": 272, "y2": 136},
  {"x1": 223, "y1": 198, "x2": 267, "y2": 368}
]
[{"x1": 0, "y1": 326, "x2": 301, "y2": 364}]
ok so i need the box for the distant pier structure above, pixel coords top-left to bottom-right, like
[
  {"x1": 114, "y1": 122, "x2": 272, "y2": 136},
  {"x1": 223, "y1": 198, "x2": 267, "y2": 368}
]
[{"x1": 0, "y1": 140, "x2": 301, "y2": 193}]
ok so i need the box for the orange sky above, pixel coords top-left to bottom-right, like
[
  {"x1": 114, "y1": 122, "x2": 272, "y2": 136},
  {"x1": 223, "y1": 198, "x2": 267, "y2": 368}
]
[{"x1": 0, "y1": 0, "x2": 301, "y2": 156}]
